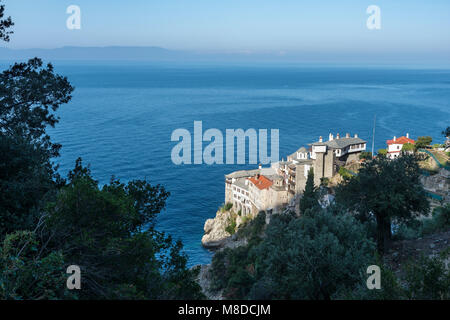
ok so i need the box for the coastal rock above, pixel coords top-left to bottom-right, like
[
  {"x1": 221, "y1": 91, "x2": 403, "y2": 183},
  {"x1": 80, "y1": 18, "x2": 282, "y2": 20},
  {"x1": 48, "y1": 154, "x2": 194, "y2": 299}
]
[
  {"x1": 204, "y1": 218, "x2": 215, "y2": 234},
  {"x1": 201, "y1": 210, "x2": 232, "y2": 249},
  {"x1": 420, "y1": 168, "x2": 450, "y2": 203},
  {"x1": 193, "y1": 264, "x2": 223, "y2": 300},
  {"x1": 236, "y1": 215, "x2": 244, "y2": 228}
]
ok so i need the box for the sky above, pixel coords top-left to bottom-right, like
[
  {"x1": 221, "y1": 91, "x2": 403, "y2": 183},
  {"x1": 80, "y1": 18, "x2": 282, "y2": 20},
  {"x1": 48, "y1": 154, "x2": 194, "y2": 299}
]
[{"x1": 2, "y1": 0, "x2": 450, "y2": 62}]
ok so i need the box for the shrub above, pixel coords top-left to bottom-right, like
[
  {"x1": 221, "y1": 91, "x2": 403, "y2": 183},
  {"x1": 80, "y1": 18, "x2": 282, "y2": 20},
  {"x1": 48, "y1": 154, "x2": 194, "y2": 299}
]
[
  {"x1": 393, "y1": 205, "x2": 450, "y2": 240},
  {"x1": 225, "y1": 215, "x2": 237, "y2": 235},
  {"x1": 220, "y1": 202, "x2": 233, "y2": 213},
  {"x1": 235, "y1": 212, "x2": 266, "y2": 241},
  {"x1": 415, "y1": 136, "x2": 433, "y2": 150},
  {"x1": 404, "y1": 252, "x2": 450, "y2": 300},
  {"x1": 402, "y1": 143, "x2": 415, "y2": 153},
  {"x1": 338, "y1": 167, "x2": 353, "y2": 179},
  {"x1": 359, "y1": 151, "x2": 373, "y2": 160},
  {"x1": 211, "y1": 209, "x2": 376, "y2": 300},
  {"x1": 320, "y1": 177, "x2": 330, "y2": 187}
]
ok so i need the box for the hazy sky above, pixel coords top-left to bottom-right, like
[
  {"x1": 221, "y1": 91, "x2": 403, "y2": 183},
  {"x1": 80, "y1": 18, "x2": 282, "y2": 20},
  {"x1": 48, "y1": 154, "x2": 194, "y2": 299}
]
[{"x1": 3, "y1": 0, "x2": 450, "y2": 59}]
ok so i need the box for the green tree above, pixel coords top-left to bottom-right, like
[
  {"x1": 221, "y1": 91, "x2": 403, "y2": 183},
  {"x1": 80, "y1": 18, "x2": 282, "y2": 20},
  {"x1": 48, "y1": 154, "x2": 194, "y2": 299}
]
[
  {"x1": 359, "y1": 151, "x2": 373, "y2": 160},
  {"x1": 40, "y1": 159, "x2": 203, "y2": 299},
  {"x1": 335, "y1": 154, "x2": 429, "y2": 254},
  {"x1": 211, "y1": 209, "x2": 376, "y2": 300},
  {"x1": 377, "y1": 148, "x2": 387, "y2": 156},
  {"x1": 0, "y1": 231, "x2": 73, "y2": 300},
  {"x1": 0, "y1": 7, "x2": 73, "y2": 237},
  {"x1": 0, "y1": 2, "x2": 203, "y2": 300},
  {"x1": 344, "y1": 253, "x2": 450, "y2": 300},
  {"x1": 404, "y1": 253, "x2": 450, "y2": 300},
  {"x1": 402, "y1": 142, "x2": 415, "y2": 153},
  {"x1": 0, "y1": 0, "x2": 13, "y2": 42},
  {"x1": 338, "y1": 167, "x2": 353, "y2": 179},
  {"x1": 0, "y1": 132, "x2": 65, "y2": 237},
  {"x1": 415, "y1": 136, "x2": 433, "y2": 150},
  {"x1": 299, "y1": 168, "x2": 319, "y2": 214},
  {"x1": 442, "y1": 127, "x2": 450, "y2": 138}
]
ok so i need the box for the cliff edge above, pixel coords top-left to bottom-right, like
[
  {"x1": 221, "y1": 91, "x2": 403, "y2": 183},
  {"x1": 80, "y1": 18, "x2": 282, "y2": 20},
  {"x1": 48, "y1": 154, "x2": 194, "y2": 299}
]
[{"x1": 201, "y1": 210, "x2": 232, "y2": 249}]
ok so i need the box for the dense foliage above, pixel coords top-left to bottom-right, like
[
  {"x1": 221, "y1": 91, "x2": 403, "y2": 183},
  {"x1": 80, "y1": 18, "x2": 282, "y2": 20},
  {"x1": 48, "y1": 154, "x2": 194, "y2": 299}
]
[
  {"x1": 394, "y1": 205, "x2": 450, "y2": 240},
  {"x1": 0, "y1": 3, "x2": 203, "y2": 300},
  {"x1": 0, "y1": 58, "x2": 72, "y2": 237},
  {"x1": 0, "y1": 1, "x2": 13, "y2": 42},
  {"x1": 210, "y1": 205, "x2": 449, "y2": 300},
  {"x1": 299, "y1": 169, "x2": 319, "y2": 215},
  {"x1": 0, "y1": 159, "x2": 204, "y2": 299},
  {"x1": 359, "y1": 151, "x2": 373, "y2": 160},
  {"x1": 443, "y1": 127, "x2": 450, "y2": 138},
  {"x1": 415, "y1": 136, "x2": 433, "y2": 150},
  {"x1": 335, "y1": 154, "x2": 429, "y2": 253},
  {"x1": 209, "y1": 151, "x2": 446, "y2": 300},
  {"x1": 0, "y1": 4, "x2": 73, "y2": 237},
  {"x1": 402, "y1": 143, "x2": 415, "y2": 153},
  {"x1": 211, "y1": 209, "x2": 377, "y2": 299}
]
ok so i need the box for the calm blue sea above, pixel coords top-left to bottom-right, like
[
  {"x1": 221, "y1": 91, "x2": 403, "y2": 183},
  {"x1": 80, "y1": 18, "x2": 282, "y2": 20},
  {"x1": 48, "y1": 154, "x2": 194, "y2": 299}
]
[{"x1": 7, "y1": 61, "x2": 450, "y2": 266}]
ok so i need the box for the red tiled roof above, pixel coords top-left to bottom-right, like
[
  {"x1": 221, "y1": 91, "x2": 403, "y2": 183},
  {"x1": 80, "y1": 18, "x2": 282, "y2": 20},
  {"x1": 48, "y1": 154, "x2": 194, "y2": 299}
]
[
  {"x1": 387, "y1": 136, "x2": 415, "y2": 145},
  {"x1": 248, "y1": 175, "x2": 273, "y2": 190}
]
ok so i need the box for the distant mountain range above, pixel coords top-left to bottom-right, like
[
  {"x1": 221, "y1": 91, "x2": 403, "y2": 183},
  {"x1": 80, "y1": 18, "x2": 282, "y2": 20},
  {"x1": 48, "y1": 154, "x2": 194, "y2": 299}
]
[
  {"x1": 0, "y1": 46, "x2": 192, "y2": 61},
  {"x1": 0, "y1": 46, "x2": 449, "y2": 65},
  {"x1": 0, "y1": 46, "x2": 316, "y2": 62}
]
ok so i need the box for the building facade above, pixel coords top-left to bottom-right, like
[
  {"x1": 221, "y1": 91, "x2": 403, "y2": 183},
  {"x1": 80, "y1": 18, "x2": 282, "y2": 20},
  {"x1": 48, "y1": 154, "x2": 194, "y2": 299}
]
[
  {"x1": 225, "y1": 132, "x2": 367, "y2": 215},
  {"x1": 386, "y1": 134, "x2": 415, "y2": 159}
]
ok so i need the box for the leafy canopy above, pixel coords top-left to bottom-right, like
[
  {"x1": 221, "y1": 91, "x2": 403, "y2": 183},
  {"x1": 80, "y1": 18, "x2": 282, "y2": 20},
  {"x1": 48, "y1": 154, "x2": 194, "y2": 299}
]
[
  {"x1": 299, "y1": 168, "x2": 320, "y2": 215},
  {"x1": 211, "y1": 209, "x2": 376, "y2": 300},
  {"x1": 0, "y1": 0, "x2": 13, "y2": 42},
  {"x1": 336, "y1": 154, "x2": 429, "y2": 253}
]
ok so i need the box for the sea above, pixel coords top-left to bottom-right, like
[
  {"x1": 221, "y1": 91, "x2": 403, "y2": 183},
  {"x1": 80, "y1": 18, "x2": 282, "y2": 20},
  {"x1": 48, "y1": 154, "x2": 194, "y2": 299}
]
[{"x1": 4, "y1": 61, "x2": 450, "y2": 266}]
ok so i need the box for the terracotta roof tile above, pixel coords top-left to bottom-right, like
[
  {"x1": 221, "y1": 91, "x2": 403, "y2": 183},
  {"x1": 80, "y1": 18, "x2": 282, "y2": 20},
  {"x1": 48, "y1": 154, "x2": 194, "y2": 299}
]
[
  {"x1": 387, "y1": 136, "x2": 415, "y2": 145},
  {"x1": 248, "y1": 175, "x2": 273, "y2": 190}
]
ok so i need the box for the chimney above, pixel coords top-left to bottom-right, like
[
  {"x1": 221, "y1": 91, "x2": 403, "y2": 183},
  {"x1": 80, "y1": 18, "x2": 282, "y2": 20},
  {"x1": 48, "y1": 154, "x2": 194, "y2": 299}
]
[
  {"x1": 258, "y1": 164, "x2": 262, "y2": 170},
  {"x1": 393, "y1": 136, "x2": 397, "y2": 142},
  {"x1": 406, "y1": 133, "x2": 409, "y2": 139},
  {"x1": 336, "y1": 133, "x2": 340, "y2": 139},
  {"x1": 319, "y1": 136, "x2": 323, "y2": 142},
  {"x1": 354, "y1": 133, "x2": 358, "y2": 138},
  {"x1": 346, "y1": 133, "x2": 350, "y2": 138},
  {"x1": 329, "y1": 133, "x2": 334, "y2": 141}
]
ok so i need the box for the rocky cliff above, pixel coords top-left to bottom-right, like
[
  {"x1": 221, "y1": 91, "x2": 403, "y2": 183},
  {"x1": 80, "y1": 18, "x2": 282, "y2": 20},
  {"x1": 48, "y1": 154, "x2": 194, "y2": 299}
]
[
  {"x1": 421, "y1": 168, "x2": 450, "y2": 203},
  {"x1": 202, "y1": 208, "x2": 256, "y2": 249},
  {"x1": 201, "y1": 210, "x2": 233, "y2": 249}
]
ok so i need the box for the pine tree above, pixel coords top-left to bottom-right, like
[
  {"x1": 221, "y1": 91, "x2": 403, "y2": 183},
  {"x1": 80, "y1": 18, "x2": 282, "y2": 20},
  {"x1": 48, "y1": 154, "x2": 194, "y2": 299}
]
[{"x1": 299, "y1": 168, "x2": 319, "y2": 214}]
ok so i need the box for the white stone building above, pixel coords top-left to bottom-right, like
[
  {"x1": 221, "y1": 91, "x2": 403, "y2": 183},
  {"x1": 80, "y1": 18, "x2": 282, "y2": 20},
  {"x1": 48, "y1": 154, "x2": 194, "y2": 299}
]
[
  {"x1": 386, "y1": 134, "x2": 415, "y2": 159},
  {"x1": 225, "y1": 132, "x2": 367, "y2": 215}
]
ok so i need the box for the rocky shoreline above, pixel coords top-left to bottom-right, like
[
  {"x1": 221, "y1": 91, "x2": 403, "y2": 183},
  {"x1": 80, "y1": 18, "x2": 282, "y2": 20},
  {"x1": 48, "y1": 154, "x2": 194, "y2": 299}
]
[
  {"x1": 201, "y1": 210, "x2": 232, "y2": 249},
  {"x1": 201, "y1": 207, "x2": 255, "y2": 249}
]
